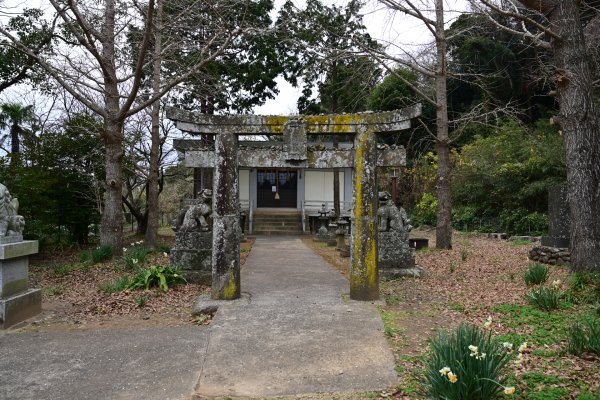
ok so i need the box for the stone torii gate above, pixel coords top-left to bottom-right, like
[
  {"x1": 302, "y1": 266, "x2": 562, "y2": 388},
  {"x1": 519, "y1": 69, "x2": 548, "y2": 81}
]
[{"x1": 167, "y1": 105, "x2": 421, "y2": 301}]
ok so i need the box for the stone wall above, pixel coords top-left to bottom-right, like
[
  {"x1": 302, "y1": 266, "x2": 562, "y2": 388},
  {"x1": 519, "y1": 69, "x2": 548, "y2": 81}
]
[{"x1": 528, "y1": 246, "x2": 571, "y2": 265}]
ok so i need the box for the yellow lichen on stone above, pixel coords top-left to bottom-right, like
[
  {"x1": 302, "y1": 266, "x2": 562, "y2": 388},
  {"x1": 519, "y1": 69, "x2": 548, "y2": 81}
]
[
  {"x1": 223, "y1": 267, "x2": 238, "y2": 300},
  {"x1": 266, "y1": 116, "x2": 289, "y2": 135}
]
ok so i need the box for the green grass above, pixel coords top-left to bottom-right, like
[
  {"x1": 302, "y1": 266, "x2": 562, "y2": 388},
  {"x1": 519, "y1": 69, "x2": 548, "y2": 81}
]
[
  {"x1": 567, "y1": 315, "x2": 600, "y2": 356},
  {"x1": 492, "y1": 304, "x2": 575, "y2": 346},
  {"x1": 43, "y1": 285, "x2": 64, "y2": 296},
  {"x1": 526, "y1": 286, "x2": 561, "y2": 311},
  {"x1": 379, "y1": 308, "x2": 402, "y2": 337},
  {"x1": 448, "y1": 302, "x2": 465, "y2": 313},
  {"x1": 385, "y1": 293, "x2": 401, "y2": 305},
  {"x1": 523, "y1": 262, "x2": 549, "y2": 286},
  {"x1": 98, "y1": 275, "x2": 131, "y2": 294},
  {"x1": 52, "y1": 262, "x2": 89, "y2": 276},
  {"x1": 520, "y1": 373, "x2": 569, "y2": 400},
  {"x1": 511, "y1": 238, "x2": 532, "y2": 246}
]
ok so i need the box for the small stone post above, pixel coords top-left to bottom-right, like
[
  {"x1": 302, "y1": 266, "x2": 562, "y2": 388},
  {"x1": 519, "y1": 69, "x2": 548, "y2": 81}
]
[
  {"x1": 211, "y1": 131, "x2": 241, "y2": 300},
  {"x1": 350, "y1": 125, "x2": 379, "y2": 300}
]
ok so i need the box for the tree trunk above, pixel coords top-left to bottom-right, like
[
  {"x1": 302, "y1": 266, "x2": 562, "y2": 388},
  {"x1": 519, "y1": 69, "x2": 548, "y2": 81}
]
[
  {"x1": 144, "y1": 0, "x2": 163, "y2": 248},
  {"x1": 547, "y1": 1, "x2": 600, "y2": 271},
  {"x1": 434, "y1": 0, "x2": 452, "y2": 249},
  {"x1": 99, "y1": 0, "x2": 124, "y2": 255},
  {"x1": 100, "y1": 122, "x2": 124, "y2": 255},
  {"x1": 10, "y1": 123, "x2": 20, "y2": 166}
]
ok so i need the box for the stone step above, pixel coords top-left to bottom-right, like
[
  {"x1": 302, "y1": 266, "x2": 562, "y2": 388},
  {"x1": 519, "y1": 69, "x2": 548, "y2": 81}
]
[
  {"x1": 252, "y1": 225, "x2": 303, "y2": 232},
  {"x1": 252, "y1": 229, "x2": 304, "y2": 236},
  {"x1": 253, "y1": 221, "x2": 303, "y2": 226}
]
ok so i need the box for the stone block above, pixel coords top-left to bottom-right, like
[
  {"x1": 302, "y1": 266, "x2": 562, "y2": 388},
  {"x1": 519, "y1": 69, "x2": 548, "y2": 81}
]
[
  {"x1": 0, "y1": 288, "x2": 41, "y2": 329},
  {"x1": 0, "y1": 257, "x2": 29, "y2": 298},
  {"x1": 378, "y1": 231, "x2": 415, "y2": 270},
  {"x1": 175, "y1": 232, "x2": 212, "y2": 249},
  {"x1": 0, "y1": 240, "x2": 38, "y2": 260},
  {"x1": 0, "y1": 235, "x2": 23, "y2": 245}
]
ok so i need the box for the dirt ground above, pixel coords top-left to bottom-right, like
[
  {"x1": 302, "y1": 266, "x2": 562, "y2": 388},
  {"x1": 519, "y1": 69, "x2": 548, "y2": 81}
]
[
  {"x1": 18, "y1": 236, "x2": 255, "y2": 333},
  {"x1": 304, "y1": 229, "x2": 599, "y2": 399}
]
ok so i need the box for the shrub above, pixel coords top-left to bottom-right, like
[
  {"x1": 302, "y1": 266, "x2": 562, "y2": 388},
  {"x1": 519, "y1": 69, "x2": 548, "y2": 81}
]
[
  {"x1": 98, "y1": 275, "x2": 130, "y2": 294},
  {"x1": 92, "y1": 244, "x2": 113, "y2": 263},
  {"x1": 125, "y1": 265, "x2": 187, "y2": 292},
  {"x1": 566, "y1": 272, "x2": 600, "y2": 304},
  {"x1": 415, "y1": 192, "x2": 437, "y2": 226},
  {"x1": 123, "y1": 245, "x2": 151, "y2": 270},
  {"x1": 526, "y1": 286, "x2": 560, "y2": 311},
  {"x1": 423, "y1": 324, "x2": 512, "y2": 400},
  {"x1": 80, "y1": 245, "x2": 113, "y2": 265},
  {"x1": 567, "y1": 317, "x2": 600, "y2": 356},
  {"x1": 523, "y1": 263, "x2": 549, "y2": 286},
  {"x1": 155, "y1": 244, "x2": 171, "y2": 254}
]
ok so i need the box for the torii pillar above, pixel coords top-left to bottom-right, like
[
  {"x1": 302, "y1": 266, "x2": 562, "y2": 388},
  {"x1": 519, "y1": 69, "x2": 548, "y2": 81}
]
[
  {"x1": 351, "y1": 125, "x2": 379, "y2": 300},
  {"x1": 166, "y1": 105, "x2": 422, "y2": 301},
  {"x1": 211, "y1": 131, "x2": 241, "y2": 300}
]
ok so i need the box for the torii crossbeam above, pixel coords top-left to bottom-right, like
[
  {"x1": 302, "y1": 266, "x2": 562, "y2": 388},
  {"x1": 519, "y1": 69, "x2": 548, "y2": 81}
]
[{"x1": 167, "y1": 105, "x2": 422, "y2": 301}]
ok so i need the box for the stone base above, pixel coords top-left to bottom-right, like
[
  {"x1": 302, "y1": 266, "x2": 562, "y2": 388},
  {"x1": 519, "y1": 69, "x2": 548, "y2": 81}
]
[
  {"x1": 0, "y1": 288, "x2": 41, "y2": 329},
  {"x1": 378, "y1": 231, "x2": 415, "y2": 269},
  {"x1": 170, "y1": 231, "x2": 212, "y2": 283},
  {"x1": 380, "y1": 266, "x2": 425, "y2": 279},
  {"x1": 339, "y1": 246, "x2": 350, "y2": 258},
  {"x1": 0, "y1": 235, "x2": 23, "y2": 245},
  {"x1": 0, "y1": 240, "x2": 39, "y2": 260},
  {"x1": 192, "y1": 293, "x2": 251, "y2": 315}
]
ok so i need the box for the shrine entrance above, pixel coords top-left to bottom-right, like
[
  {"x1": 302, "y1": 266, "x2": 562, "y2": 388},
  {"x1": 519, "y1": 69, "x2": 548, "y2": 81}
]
[
  {"x1": 167, "y1": 105, "x2": 421, "y2": 301},
  {"x1": 257, "y1": 169, "x2": 298, "y2": 208}
]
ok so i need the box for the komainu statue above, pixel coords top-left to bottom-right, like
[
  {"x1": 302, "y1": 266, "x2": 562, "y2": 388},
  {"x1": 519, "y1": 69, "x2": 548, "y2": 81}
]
[
  {"x1": 0, "y1": 183, "x2": 25, "y2": 237},
  {"x1": 377, "y1": 190, "x2": 421, "y2": 275},
  {"x1": 174, "y1": 189, "x2": 213, "y2": 232},
  {"x1": 377, "y1": 191, "x2": 412, "y2": 240}
]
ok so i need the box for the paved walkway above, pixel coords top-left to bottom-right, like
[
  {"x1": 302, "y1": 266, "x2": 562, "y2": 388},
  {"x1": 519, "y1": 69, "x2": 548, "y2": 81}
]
[
  {"x1": 194, "y1": 236, "x2": 396, "y2": 398},
  {"x1": 0, "y1": 236, "x2": 396, "y2": 399}
]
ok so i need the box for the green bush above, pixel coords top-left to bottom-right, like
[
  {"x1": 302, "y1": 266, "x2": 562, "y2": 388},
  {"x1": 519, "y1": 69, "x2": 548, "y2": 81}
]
[
  {"x1": 523, "y1": 263, "x2": 549, "y2": 286},
  {"x1": 452, "y1": 206, "x2": 480, "y2": 231},
  {"x1": 500, "y1": 208, "x2": 548, "y2": 236},
  {"x1": 415, "y1": 192, "x2": 437, "y2": 226},
  {"x1": 423, "y1": 324, "x2": 512, "y2": 399},
  {"x1": 92, "y1": 245, "x2": 113, "y2": 263},
  {"x1": 123, "y1": 245, "x2": 151, "y2": 270},
  {"x1": 81, "y1": 245, "x2": 113, "y2": 265},
  {"x1": 155, "y1": 244, "x2": 171, "y2": 254},
  {"x1": 125, "y1": 265, "x2": 187, "y2": 292},
  {"x1": 526, "y1": 286, "x2": 560, "y2": 311},
  {"x1": 98, "y1": 275, "x2": 130, "y2": 294},
  {"x1": 566, "y1": 273, "x2": 600, "y2": 305},
  {"x1": 567, "y1": 316, "x2": 600, "y2": 356}
]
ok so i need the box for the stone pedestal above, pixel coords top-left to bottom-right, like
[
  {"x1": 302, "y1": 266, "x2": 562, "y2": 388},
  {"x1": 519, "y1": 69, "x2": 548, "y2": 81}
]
[
  {"x1": 378, "y1": 231, "x2": 423, "y2": 278},
  {"x1": 170, "y1": 231, "x2": 212, "y2": 284},
  {"x1": 0, "y1": 239, "x2": 41, "y2": 329},
  {"x1": 541, "y1": 184, "x2": 570, "y2": 248}
]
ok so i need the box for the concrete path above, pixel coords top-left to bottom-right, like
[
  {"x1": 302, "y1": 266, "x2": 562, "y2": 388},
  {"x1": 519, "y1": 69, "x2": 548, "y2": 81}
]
[
  {"x1": 0, "y1": 236, "x2": 396, "y2": 399},
  {"x1": 194, "y1": 236, "x2": 397, "y2": 398},
  {"x1": 0, "y1": 325, "x2": 209, "y2": 400}
]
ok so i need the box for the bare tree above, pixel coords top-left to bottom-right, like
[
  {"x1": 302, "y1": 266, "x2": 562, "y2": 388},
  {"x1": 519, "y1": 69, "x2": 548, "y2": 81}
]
[
  {"x1": 0, "y1": 0, "x2": 255, "y2": 254},
  {"x1": 474, "y1": 0, "x2": 600, "y2": 271},
  {"x1": 363, "y1": 0, "x2": 455, "y2": 249}
]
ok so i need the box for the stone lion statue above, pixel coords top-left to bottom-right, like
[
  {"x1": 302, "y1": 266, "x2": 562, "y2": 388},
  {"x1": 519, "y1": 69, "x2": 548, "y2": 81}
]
[
  {"x1": 175, "y1": 189, "x2": 213, "y2": 232},
  {"x1": 377, "y1": 191, "x2": 412, "y2": 235},
  {"x1": 0, "y1": 183, "x2": 24, "y2": 237}
]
